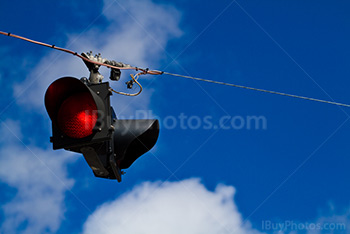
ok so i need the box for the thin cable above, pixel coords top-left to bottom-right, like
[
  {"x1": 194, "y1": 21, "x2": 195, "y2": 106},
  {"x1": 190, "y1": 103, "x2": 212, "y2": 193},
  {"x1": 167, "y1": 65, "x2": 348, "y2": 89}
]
[
  {"x1": 162, "y1": 72, "x2": 350, "y2": 108},
  {"x1": 0, "y1": 31, "x2": 159, "y2": 96},
  {"x1": 0, "y1": 31, "x2": 140, "y2": 72},
  {"x1": 0, "y1": 31, "x2": 164, "y2": 75},
  {"x1": 2, "y1": 30, "x2": 350, "y2": 107}
]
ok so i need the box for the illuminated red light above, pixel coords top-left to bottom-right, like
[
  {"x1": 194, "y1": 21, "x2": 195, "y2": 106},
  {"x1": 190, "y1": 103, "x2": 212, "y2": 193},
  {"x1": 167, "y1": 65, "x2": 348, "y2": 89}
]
[{"x1": 57, "y1": 92, "x2": 98, "y2": 138}]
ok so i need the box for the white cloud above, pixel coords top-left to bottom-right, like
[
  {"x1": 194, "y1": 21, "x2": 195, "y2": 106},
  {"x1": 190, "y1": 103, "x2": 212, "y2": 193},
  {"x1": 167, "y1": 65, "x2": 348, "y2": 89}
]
[
  {"x1": 2, "y1": 1, "x2": 183, "y2": 233},
  {"x1": 306, "y1": 208, "x2": 350, "y2": 234},
  {"x1": 82, "y1": 178, "x2": 263, "y2": 234},
  {"x1": 0, "y1": 120, "x2": 75, "y2": 234},
  {"x1": 13, "y1": 0, "x2": 182, "y2": 117},
  {"x1": 0, "y1": 119, "x2": 22, "y2": 143},
  {"x1": 260, "y1": 204, "x2": 350, "y2": 234}
]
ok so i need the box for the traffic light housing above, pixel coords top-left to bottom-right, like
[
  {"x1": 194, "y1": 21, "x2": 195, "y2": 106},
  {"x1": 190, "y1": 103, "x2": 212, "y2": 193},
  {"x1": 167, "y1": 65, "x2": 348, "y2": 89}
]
[{"x1": 44, "y1": 77, "x2": 159, "y2": 182}]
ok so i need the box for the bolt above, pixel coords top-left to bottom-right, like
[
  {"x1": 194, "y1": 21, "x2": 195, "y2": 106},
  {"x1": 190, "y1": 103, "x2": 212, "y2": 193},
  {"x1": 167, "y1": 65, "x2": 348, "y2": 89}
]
[{"x1": 109, "y1": 125, "x2": 115, "y2": 131}]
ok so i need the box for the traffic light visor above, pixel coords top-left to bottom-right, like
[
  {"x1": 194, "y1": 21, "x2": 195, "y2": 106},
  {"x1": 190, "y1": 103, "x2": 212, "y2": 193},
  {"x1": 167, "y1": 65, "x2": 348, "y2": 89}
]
[
  {"x1": 45, "y1": 77, "x2": 102, "y2": 139},
  {"x1": 114, "y1": 119, "x2": 160, "y2": 169}
]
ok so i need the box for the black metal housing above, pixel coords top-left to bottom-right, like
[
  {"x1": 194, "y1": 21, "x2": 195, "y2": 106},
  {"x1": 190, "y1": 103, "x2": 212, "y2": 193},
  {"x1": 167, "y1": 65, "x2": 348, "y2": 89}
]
[{"x1": 44, "y1": 77, "x2": 160, "y2": 182}]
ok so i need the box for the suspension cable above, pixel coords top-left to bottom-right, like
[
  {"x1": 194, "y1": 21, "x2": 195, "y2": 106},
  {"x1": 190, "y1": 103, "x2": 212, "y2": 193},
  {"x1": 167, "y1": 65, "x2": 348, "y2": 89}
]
[
  {"x1": 1, "y1": 30, "x2": 350, "y2": 107},
  {"x1": 162, "y1": 72, "x2": 350, "y2": 108}
]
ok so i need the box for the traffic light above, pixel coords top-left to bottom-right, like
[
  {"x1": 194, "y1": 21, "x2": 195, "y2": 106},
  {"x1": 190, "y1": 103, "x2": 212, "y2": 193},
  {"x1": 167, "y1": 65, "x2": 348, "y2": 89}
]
[{"x1": 44, "y1": 76, "x2": 159, "y2": 182}]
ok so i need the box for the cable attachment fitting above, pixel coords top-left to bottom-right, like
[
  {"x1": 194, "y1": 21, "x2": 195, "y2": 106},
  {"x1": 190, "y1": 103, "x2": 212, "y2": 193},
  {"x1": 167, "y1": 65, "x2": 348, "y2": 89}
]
[
  {"x1": 125, "y1": 74, "x2": 138, "y2": 89},
  {"x1": 141, "y1": 68, "x2": 149, "y2": 75},
  {"x1": 125, "y1": 80, "x2": 134, "y2": 89},
  {"x1": 104, "y1": 60, "x2": 132, "y2": 81},
  {"x1": 81, "y1": 51, "x2": 106, "y2": 84},
  {"x1": 110, "y1": 73, "x2": 143, "y2": 96}
]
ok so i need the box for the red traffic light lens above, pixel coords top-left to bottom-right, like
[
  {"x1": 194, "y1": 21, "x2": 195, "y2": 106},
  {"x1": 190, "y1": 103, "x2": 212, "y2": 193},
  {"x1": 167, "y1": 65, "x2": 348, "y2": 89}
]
[{"x1": 57, "y1": 92, "x2": 98, "y2": 138}]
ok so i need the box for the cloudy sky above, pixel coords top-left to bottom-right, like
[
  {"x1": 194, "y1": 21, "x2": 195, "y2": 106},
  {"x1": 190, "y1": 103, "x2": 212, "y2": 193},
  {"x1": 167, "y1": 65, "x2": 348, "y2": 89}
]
[{"x1": 1, "y1": 0, "x2": 350, "y2": 233}]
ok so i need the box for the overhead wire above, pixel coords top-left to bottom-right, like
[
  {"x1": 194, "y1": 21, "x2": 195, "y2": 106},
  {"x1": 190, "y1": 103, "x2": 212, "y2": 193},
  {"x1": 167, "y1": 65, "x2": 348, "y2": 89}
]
[
  {"x1": 162, "y1": 72, "x2": 350, "y2": 108},
  {"x1": 0, "y1": 31, "x2": 142, "y2": 72},
  {"x1": 1, "y1": 30, "x2": 350, "y2": 108}
]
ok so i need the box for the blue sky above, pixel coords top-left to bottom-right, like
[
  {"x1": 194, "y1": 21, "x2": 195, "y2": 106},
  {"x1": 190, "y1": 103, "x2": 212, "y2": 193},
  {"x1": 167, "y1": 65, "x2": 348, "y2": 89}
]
[{"x1": 1, "y1": 0, "x2": 350, "y2": 233}]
